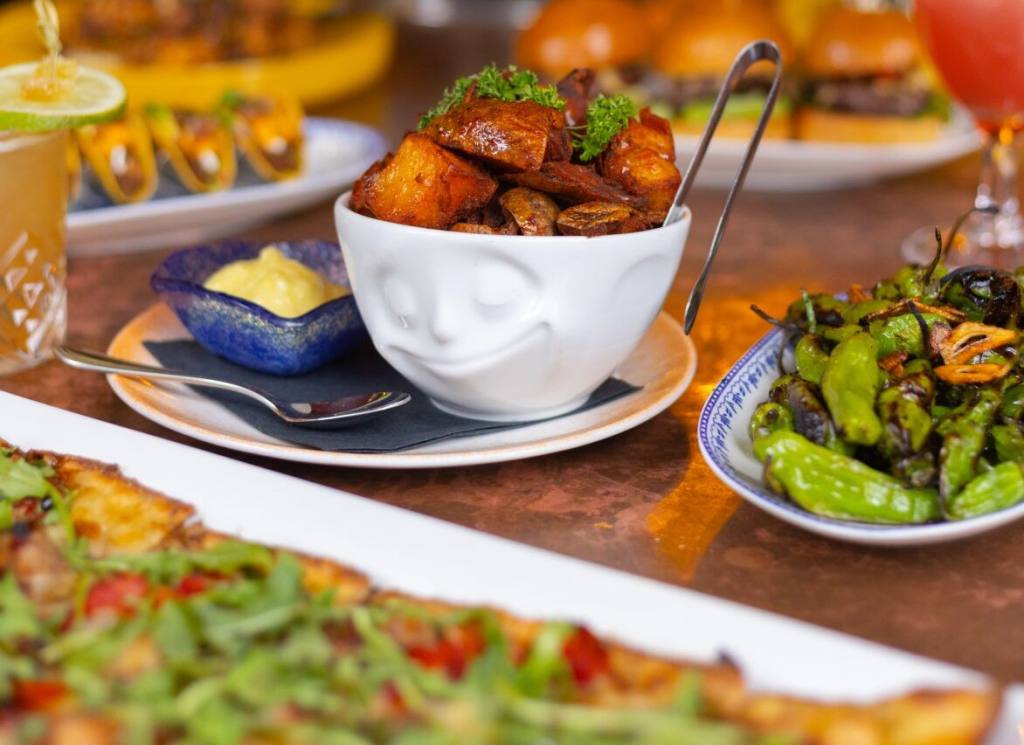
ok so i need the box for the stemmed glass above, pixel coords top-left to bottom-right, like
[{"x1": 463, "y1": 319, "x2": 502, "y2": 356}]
[{"x1": 902, "y1": 0, "x2": 1024, "y2": 267}]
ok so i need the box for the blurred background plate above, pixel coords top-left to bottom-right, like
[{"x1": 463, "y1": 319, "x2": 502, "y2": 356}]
[
  {"x1": 676, "y1": 111, "x2": 981, "y2": 192},
  {"x1": 68, "y1": 117, "x2": 386, "y2": 255},
  {"x1": 0, "y1": 4, "x2": 395, "y2": 108}
]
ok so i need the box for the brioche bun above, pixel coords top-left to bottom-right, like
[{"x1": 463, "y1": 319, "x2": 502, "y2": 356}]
[
  {"x1": 802, "y1": 7, "x2": 923, "y2": 78},
  {"x1": 794, "y1": 108, "x2": 944, "y2": 144},
  {"x1": 516, "y1": 0, "x2": 651, "y2": 79},
  {"x1": 653, "y1": 1, "x2": 793, "y2": 78}
]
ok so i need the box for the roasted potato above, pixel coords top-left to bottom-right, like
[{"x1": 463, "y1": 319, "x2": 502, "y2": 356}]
[
  {"x1": 425, "y1": 98, "x2": 571, "y2": 172},
  {"x1": 500, "y1": 187, "x2": 560, "y2": 236},
  {"x1": 352, "y1": 133, "x2": 497, "y2": 230},
  {"x1": 556, "y1": 201, "x2": 649, "y2": 236},
  {"x1": 598, "y1": 108, "x2": 681, "y2": 217},
  {"x1": 504, "y1": 162, "x2": 641, "y2": 207}
]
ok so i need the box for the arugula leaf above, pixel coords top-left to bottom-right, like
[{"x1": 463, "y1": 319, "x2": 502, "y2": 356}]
[
  {"x1": 0, "y1": 572, "x2": 42, "y2": 642},
  {"x1": 0, "y1": 450, "x2": 57, "y2": 500},
  {"x1": 90, "y1": 540, "x2": 274, "y2": 584},
  {"x1": 417, "y1": 64, "x2": 564, "y2": 130},
  {"x1": 513, "y1": 622, "x2": 574, "y2": 697},
  {"x1": 153, "y1": 601, "x2": 199, "y2": 665},
  {"x1": 573, "y1": 94, "x2": 638, "y2": 163}
]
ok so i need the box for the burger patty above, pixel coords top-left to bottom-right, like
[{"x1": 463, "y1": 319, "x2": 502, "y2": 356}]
[
  {"x1": 602, "y1": 66, "x2": 774, "y2": 111},
  {"x1": 803, "y1": 75, "x2": 934, "y2": 117}
]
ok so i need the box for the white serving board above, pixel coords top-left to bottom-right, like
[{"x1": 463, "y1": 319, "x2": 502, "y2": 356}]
[{"x1": 0, "y1": 391, "x2": 1019, "y2": 741}]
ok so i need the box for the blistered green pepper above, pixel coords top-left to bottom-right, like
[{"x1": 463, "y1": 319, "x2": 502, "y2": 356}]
[
  {"x1": 754, "y1": 431, "x2": 940, "y2": 524},
  {"x1": 1001, "y1": 383, "x2": 1024, "y2": 422},
  {"x1": 876, "y1": 365, "x2": 937, "y2": 487},
  {"x1": 992, "y1": 424, "x2": 1024, "y2": 465},
  {"x1": 868, "y1": 313, "x2": 942, "y2": 358},
  {"x1": 785, "y1": 294, "x2": 848, "y2": 329},
  {"x1": 948, "y1": 461, "x2": 1024, "y2": 520},
  {"x1": 821, "y1": 324, "x2": 861, "y2": 345},
  {"x1": 842, "y1": 299, "x2": 892, "y2": 325},
  {"x1": 821, "y1": 332, "x2": 883, "y2": 446},
  {"x1": 749, "y1": 402, "x2": 793, "y2": 443},
  {"x1": 894, "y1": 452, "x2": 938, "y2": 489},
  {"x1": 877, "y1": 371, "x2": 935, "y2": 458},
  {"x1": 769, "y1": 375, "x2": 850, "y2": 454},
  {"x1": 937, "y1": 389, "x2": 1000, "y2": 500},
  {"x1": 794, "y1": 335, "x2": 829, "y2": 385}
]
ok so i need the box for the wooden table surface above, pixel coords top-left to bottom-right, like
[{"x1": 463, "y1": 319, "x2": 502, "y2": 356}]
[{"x1": 5, "y1": 21, "x2": 1023, "y2": 684}]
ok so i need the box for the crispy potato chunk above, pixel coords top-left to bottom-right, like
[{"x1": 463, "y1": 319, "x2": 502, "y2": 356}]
[
  {"x1": 504, "y1": 162, "x2": 641, "y2": 207},
  {"x1": 500, "y1": 187, "x2": 560, "y2": 236},
  {"x1": 425, "y1": 98, "x2": 571, "y2": 172},
  {"x1": 599, "y1": 108, "x2": 681, "y2": 217},
  {"x1": 351, "y1": 133, "x2": 497, "y2": 230},
  {"x1": 556, "y1": 201, "x2": 650, "y2": 236}
]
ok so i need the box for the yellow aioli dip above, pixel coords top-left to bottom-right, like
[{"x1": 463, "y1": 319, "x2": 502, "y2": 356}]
[{"x1": 203, "y1": 246, "x2": 347, "y2": 318}]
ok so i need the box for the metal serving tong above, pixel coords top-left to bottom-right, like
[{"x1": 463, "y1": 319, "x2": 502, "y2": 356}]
[{"x1": 662, "y1": 40, "x2": 783, "y2": 334}]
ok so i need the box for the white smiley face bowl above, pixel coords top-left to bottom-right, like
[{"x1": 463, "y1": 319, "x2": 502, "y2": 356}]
[{"x1": 334, "y1": 192, "x2": 690, "y2": 421}]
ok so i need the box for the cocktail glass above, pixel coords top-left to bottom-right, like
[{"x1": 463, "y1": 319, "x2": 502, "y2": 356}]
[
  {"x1": 0, "y1": 128, "x2": 67, "y2": 373},
  {"x1": 902, "y1": 0, "x2": 1024, "y2": 267}
]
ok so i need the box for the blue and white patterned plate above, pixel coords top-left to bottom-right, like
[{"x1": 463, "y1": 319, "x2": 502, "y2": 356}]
[
  {"x1": 68, "y1": 118, "x2": 386, "y2": 256},
  {"x1": 698, "y1": 328, "x2": 1024, "y2": 546}
]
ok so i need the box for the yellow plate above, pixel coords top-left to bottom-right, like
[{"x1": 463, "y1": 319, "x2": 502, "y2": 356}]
[{"x1": 0, "y1": 4, "x2": 395, "y2": 109}]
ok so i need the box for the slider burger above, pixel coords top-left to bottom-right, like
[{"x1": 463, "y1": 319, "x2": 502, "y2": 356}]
[
  {"x1": 516, "y1": 0, "x2": 652, "y2": 82},
  {"x1": 795, "y1": 7, "x2": 947, "y2": 143},
  {"x1": 649, "y1": 2, "x2": 795, "y2": 139}
]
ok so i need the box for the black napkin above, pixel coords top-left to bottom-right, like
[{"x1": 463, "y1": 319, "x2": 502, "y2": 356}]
[{"x1": 144, "y1": 340, "x2": 639, "y2": 453}]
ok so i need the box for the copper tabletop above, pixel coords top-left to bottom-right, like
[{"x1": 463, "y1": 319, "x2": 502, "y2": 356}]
[{"x1": 4, "y1": 22, "x2": 1021, "y2": 683}]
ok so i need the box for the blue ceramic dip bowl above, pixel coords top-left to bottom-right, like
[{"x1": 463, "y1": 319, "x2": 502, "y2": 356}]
[{"x1": 151, "y1": 240, "x2": 366, "y2": 375}]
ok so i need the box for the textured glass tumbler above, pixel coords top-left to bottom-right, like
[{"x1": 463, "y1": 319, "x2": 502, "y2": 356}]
[{"x1": 0, "y1": 129, "x2": 67, "y2": 374}]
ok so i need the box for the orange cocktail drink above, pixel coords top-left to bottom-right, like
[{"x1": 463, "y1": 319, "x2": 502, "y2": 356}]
[{"x1": 0, "y1": 128, "x2": 67, "y2": 373}]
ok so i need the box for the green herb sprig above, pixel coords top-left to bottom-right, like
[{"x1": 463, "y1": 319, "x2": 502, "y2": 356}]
[
  {"x1": 417, "y1": 64, "x2": 564, "y2": 130},
  {"x1": 573, "y1": 94, "x2": 638, "y2": 162}
]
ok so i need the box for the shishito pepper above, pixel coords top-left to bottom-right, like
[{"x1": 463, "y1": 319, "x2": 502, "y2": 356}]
[
  {"x1": 821, "y1": 324, "x2": 861, "y2": 345},
  {"x1": 873, "y1": 262, "x2": 945, "y2": 302},
  {"x1": 1000, "y1": 382, "x2": 1024, "y2": 421},
  {"x1": 769, "y1": 375, "x2": 850, "y2": 453},
  {"x1": 868, "y1": 313, "x2": 942, "y2": 358},
  {"x1": 937, "y1": 389, "x2": 1001, "y2": 500},
  {"x1": 948, "y1": 462, "x2": 1024, "y2": 520},
  {"x1": 821, "y1": 332, "x2": 883, "y2": 446},
  {"x1": 992, "y1": 424, "x2": 1024, "y2": 465},
  {"x1": 842, "y1": 299, "x2": 892, "y2": 326},
  {"x1": 794, "y1": 335, "x2": 828, "y2": 385},
  {"x1": 877, "y1": 368, "x2": 937, "y2": 487},
  {"x1": 749, "y1": 402, "x2": 793, "y2": 443},
  {"x1": 753, "y1": 431, "x2": 940, "y2": 524}
]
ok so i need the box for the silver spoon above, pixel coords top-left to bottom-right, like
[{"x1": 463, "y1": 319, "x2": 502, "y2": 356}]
[{"x1": 55, "y1": 346, "x2": 411, "y2": 429}]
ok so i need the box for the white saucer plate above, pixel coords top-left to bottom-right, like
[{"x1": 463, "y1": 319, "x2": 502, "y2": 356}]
[
  {"x1": 677, "y1": 113, "x2": 981, "y2": 192},
  {"x1": 68, "y1": 118, "x2": 387, "y2": 256},
  {"x1": 106, "y1": 304, "x2": 697, "y2": 468},
  {"x1": 699, "y1": 327, "x2": 1024, "y2": 546}
]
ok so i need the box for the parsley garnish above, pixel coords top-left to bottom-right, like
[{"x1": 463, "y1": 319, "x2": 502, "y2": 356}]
[
  {"x1": 417, "y1": 64, "x2": 565, "y2": 130},
  {"x1": 573, "y1": 94, "x2": 638, "y2": 162}
]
